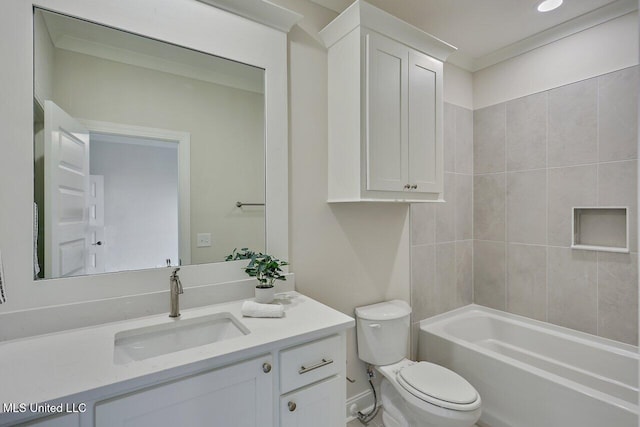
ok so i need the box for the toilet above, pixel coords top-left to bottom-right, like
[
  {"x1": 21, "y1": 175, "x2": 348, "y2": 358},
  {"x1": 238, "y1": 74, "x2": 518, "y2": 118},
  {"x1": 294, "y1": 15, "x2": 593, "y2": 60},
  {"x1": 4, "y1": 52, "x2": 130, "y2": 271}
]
[{"x1": 355, "y1": 300, "x2": 481, "y2": 427}]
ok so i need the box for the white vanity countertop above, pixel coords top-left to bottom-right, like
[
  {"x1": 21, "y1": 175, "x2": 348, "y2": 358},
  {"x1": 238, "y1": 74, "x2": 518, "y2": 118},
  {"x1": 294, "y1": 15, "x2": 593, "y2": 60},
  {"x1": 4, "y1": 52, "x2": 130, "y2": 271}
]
[{"x1": 0, "y1": 292, "x2": 354, "y2": 409}]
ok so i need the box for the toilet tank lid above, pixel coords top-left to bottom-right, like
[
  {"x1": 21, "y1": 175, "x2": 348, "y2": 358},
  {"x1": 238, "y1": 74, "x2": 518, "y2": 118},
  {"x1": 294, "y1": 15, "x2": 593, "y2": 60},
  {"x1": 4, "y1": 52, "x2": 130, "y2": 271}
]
[{"x1": 355, "y1": 300, "x2": 411, "y2": 320}]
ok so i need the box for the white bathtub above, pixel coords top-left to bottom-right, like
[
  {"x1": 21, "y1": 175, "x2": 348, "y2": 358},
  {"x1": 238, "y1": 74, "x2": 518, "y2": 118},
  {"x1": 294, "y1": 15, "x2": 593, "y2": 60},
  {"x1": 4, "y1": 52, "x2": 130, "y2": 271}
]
[{"x1": 418, "y1": 305, "x2": 638, "y2": 427}]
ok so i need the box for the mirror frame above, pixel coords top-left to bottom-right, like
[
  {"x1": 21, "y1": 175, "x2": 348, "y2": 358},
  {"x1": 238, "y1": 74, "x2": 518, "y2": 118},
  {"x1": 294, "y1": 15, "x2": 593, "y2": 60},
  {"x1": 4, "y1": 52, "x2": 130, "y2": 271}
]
[{"x1": 0, "y1": 0, "x2": 288, "y2": 311}]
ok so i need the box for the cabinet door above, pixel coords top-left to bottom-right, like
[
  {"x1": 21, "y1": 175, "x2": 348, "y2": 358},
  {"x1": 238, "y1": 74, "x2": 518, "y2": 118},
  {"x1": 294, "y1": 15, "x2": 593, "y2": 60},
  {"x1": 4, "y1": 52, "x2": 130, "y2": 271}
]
[
  {"x1": 365, "y1": 32, "x2": 408, "y2": 192},
  {"x1": 280, "y1": 376, "x2": 343, "y2": 427},
  {"x1": 408, "y1": 49, "x2": 443, "y2": 194},
  {"x1": 95, "y1": 356, "x2": 273, "y2": 427}
]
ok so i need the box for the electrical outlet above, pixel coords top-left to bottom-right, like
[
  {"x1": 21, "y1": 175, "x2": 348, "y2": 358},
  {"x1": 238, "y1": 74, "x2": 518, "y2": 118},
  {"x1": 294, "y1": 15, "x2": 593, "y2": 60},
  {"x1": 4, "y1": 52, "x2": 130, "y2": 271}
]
[{"x1": 196, "y1": 233, "x2": 212, "y2": 248}]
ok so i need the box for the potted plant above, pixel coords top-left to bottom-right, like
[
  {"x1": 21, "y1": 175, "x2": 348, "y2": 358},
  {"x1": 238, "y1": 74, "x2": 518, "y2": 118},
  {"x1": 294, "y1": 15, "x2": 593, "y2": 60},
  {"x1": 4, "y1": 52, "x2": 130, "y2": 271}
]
[{"x1": 226, "y1": 248, "x2": 288, "y2": 303}]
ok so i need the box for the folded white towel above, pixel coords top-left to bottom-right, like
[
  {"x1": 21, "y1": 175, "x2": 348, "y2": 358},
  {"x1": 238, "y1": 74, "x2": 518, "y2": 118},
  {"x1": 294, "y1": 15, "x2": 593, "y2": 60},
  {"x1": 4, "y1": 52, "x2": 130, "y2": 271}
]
[{"x1": 241, "y1": 301, "x2": 284, "y2": 318}]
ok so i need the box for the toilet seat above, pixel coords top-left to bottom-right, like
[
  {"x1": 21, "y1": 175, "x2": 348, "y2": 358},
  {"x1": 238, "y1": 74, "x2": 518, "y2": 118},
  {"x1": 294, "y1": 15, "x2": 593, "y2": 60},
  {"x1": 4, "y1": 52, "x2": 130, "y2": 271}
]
[{"x1": 396, "y1": 362, "x2": 480, "y2": 412}]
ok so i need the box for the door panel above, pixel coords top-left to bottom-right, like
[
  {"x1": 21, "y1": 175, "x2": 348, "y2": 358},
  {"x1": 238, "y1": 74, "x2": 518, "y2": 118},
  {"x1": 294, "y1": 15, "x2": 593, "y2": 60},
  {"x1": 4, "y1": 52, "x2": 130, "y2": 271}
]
[
  {"x1": 408, "y1": 49, "x2": 442, "y2": 193},
  {"x1": 366, "y1": 32, "x2": 408, "y2": 192},
  {"x1": 44, "y1": 100, "x2": 91, "y2": 278},
  {"x1": 87, "y1": 175, "x2": 105, "y2": 274},
  {"x1": 280, "y1": 376, "x2": 342, "y2": 427}
]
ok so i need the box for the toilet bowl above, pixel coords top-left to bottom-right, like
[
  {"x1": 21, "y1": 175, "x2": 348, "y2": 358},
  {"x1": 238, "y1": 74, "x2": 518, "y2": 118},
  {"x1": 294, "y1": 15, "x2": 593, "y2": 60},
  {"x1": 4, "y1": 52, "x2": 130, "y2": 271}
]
[{"x1": 355, "y1": 300, "x2": 481, "y2": 427}]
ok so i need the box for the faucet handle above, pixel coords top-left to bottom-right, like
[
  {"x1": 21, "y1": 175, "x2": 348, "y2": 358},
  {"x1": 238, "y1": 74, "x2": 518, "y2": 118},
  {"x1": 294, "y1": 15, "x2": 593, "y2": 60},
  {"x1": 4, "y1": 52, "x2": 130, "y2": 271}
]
[{"x1": 171, "y1": 268, "x2": 183, "y2": 294}]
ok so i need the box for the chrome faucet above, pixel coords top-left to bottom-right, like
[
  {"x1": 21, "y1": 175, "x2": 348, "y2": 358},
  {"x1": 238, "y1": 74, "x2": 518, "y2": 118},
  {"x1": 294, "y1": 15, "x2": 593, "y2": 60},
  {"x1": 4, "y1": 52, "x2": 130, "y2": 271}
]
[{"x1": 169, "y1": 268, "x2": 183, "y2": 318}]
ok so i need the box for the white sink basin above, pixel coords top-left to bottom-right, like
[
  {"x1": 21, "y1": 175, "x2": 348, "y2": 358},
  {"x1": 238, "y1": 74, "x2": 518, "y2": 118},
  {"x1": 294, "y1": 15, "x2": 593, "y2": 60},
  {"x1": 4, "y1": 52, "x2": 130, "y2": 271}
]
[{"x1": 114, "y1": 312, "x2": 250, "y2": 364}]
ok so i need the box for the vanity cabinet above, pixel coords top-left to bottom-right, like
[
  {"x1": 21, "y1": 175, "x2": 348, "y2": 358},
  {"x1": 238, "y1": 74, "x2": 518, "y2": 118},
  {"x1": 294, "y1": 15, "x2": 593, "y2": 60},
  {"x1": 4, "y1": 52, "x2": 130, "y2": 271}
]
[
  {"x1": 95, "y1": 355, "x2": 274, "y2": 427},
  {"x1": 320, "y1": 0, "x2": 456, "y2": 203},
  {"x1": 278, "y1": 335, "x2": 344, "y2": 427}
]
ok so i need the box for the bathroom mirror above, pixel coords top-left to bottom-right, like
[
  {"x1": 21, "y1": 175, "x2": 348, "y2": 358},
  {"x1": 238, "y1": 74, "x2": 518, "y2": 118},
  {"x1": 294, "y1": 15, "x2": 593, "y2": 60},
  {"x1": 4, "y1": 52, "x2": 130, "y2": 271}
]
[{"x1": 33, "y1": 9, "x2": 266, "y2": 279}]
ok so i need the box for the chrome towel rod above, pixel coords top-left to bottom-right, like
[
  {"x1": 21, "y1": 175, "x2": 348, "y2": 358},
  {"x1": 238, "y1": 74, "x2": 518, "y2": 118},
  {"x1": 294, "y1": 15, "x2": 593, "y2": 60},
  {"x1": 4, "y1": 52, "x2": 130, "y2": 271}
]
[{"x1": 236, "y1": 201, "x2": 265, "y2": 208}]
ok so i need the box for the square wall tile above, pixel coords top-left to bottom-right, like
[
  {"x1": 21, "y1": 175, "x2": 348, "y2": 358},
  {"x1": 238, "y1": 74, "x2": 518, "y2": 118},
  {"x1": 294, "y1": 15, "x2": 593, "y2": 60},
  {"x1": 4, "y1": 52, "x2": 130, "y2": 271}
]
[
  {"x1": 507, "y1": 244, "x2": 547, "y2": 321},
  {"x1": 455, "y1": 174, "x2": 473, "y2": 241},
  {"x1": 474, "y1": 173, "x2": 506, "y2": 241},
  {"x1": 507, "y1": 170, "x2": 546, "y2": 245},
  {"x1": 455, "y1": 241, "x2": 473, "y2": 307},
  {"x1": 547, "y1": 165, "x2": 597, "y2": 247},
  {"x1": 547, "y1": 247, "x2": 597, "y2": 335},
  {"x1": 548, "y1": 79, "x2": 598, "y2": 167},
  {"x1": 444, "y1": 102, "x2": 456, "y2": 173},
  {"x1": 411, "y1": 244, "x2": 436, "y2": 321},
  {"x1": 436, "y1": 243, "x2": 457, "y2": 313},
  {"x1": 598, "y1": 66, "x2": 639, "y2": 162},
  {"x1": 455, "y1": 106, "x2": 474, "y2": 174},
  {"x1": 506, "y1": 91, "x2": 547, "y2": 171},
  {"x1": 474, "y1": 103, "x2": 506, "y2": 174},
  {"x1": 598, "y1": 160, "x2": 637, "y2": 252},
  {"x1": 597, "y1": 252, "x2": 638, "y2": 345},
  {"x1": 473, "y1": 240, "x2": 506, "y2": 310},
  {"x1": 437, "y1": 173, "x2": 456, "y2": 243},
  {"x1": 411, "y1": 203, "x2": 436, "y2": 246}
]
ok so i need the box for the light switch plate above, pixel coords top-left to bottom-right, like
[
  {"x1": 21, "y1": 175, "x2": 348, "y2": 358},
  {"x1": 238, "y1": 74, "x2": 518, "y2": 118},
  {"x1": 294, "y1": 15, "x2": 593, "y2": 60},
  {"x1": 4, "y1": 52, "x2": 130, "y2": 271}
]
[{"x1": 197, "y1": 233, "x2": 212, "y2": 248}]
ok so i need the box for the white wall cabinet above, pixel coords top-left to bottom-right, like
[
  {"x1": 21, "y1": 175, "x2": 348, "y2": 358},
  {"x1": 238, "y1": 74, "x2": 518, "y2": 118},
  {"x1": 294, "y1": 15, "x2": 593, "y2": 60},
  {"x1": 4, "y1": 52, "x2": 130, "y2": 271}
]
[
  {"x1": 95, "y1": 356, "x2": 274, "y2": 427},
  {"x1": 320, "y1": 0, "x2": 456, "y2": 202}
]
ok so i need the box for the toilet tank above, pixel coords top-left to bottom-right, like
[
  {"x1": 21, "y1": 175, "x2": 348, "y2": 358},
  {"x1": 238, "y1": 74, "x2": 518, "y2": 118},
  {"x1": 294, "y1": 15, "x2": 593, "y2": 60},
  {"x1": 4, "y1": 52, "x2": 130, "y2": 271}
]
[{"x1": 355, "y1": 300, "x2": 411, "y2": 365}]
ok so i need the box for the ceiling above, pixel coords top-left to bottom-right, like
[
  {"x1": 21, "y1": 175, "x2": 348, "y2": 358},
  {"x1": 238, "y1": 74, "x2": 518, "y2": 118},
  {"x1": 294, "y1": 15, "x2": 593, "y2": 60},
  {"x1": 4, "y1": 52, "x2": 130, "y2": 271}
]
[
  {"x1": 310, "y1": 0, "x2": 638, "y2": 71},
  {"x1": 39, "y1": 9, "x2": 265, "y2": 93}
]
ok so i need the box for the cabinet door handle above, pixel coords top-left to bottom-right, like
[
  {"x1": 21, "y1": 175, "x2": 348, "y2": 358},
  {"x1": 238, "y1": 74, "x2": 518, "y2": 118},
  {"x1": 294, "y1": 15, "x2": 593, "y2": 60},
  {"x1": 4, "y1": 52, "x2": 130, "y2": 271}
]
[
  {"x1": 404, "y1": 184, "x2": 410, "y2": 189},
  {"x1": 288, "y1": 401, "x2": 297, "y2": 412},
  {"x1": 298, "y1": 358, "x2": 333, "y2": 374},
  {"x1": 410, "y1": 184, "x2": 417, "y2": 190},
  {"x1": 262, "y1": 362, "x2": 272, "y2": 373}
]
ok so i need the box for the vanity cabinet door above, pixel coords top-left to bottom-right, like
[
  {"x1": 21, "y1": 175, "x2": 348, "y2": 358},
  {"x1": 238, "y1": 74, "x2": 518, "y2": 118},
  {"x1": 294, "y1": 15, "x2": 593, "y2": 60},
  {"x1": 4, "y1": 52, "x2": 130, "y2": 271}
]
[
  {"x1": 95, "y1": 356, "x2": 273, "y2": 427},
  {"x1": 280, "y1": 376, "x2": 343, "y2": 427}
]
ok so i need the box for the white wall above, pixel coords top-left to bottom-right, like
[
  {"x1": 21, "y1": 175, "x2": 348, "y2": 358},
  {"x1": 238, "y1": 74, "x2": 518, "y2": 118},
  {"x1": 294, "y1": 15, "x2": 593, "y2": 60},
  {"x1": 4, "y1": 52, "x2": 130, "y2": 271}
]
[
  {"x1": 90, "y1": 139, "x2": 179, "y2": 272},
  {"x1": 268, "y1": 0, "x2": 411, "y2": 402},
  {"x1": 444, "y1": 62, "x2": 473, "y2": 110},
  {"x1": 33, "y1": 10, "x2": 55, "y2": 104},
  {"x1": 52, "y1": 48, "x2": 265, "y2": 265},
  {"x1": 474, "y1": 11, "x2": 639, "y2": 109}
]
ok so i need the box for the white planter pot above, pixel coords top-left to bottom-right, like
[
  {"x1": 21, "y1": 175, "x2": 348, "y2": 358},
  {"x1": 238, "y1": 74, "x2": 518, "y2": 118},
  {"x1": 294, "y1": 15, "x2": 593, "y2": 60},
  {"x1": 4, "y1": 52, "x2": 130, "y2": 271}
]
[{"x1": 255, "y1": 286, "x2": 275, "y2": 303}]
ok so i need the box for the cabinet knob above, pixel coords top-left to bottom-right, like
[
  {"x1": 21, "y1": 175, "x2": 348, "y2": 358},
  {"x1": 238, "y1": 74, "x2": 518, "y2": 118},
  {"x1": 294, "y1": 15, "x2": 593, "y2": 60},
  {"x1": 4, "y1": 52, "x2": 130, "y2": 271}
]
[
  {"x1": 288, "y1": 401, "x2": 297, "y2": 412},
  {"x1": 262, "y1": 362, "x2": 272, "y2": 373},
  {"x1": 404, "y1": 184, "x2": 410, "y2": 189},
  {"x1": 410, "y1": 184, "x2": 417, "y2": 190}
]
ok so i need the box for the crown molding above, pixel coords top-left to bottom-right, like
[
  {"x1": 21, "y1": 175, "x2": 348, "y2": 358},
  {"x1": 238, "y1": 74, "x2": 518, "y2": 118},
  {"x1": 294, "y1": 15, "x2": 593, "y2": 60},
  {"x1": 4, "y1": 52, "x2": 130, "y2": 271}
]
[
  {"x1": 197, "y1": 0, "x2": 303, "y2": 33},
  {"x1": 449, "y1": 0, "x2": 638, "y2": 71}
]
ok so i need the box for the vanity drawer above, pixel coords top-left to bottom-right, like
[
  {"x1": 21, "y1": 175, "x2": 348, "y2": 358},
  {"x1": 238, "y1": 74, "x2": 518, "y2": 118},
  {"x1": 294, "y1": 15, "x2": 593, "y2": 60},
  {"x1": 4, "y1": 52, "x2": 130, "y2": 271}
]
[{"x1": 280, "y1": 334, "x2": 342, "y2": 394}]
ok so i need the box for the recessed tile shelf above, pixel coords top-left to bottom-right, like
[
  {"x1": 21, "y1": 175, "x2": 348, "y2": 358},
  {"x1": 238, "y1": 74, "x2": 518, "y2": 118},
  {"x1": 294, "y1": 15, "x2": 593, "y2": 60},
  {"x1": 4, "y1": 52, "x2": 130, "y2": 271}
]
[{"x1": 572, "y1": 207, "x2": 629, "y2": 253}]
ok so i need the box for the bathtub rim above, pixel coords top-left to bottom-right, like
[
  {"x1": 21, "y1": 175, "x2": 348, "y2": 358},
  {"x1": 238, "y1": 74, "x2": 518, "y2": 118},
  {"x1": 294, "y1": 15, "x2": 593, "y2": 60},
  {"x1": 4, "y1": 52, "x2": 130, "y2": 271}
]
[{"x1": 418, "y1": 304, "x2": 639, "y2": 414}]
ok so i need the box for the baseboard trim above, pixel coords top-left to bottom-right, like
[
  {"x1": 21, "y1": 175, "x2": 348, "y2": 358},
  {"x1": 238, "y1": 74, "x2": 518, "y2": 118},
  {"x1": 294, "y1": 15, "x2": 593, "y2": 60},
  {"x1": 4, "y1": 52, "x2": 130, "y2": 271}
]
[{"x1": 345, "y1": 389, "x2": 381, "y2": 423}]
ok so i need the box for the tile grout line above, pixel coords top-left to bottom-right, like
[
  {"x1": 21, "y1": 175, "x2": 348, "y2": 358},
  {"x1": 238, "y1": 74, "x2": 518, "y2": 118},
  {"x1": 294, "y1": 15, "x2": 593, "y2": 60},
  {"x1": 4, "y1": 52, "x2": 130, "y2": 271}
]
[
  {"x1": 545, "y1": 90, "x2": 549, "y2": 322},
  {"x1": 503, "y1": 102, "x2": 508, "y2": 311},
  {"x1": 595, "y1": 76, "x2": 600, "y2": 336},
  {"x1": 471, "y1": 107, "x2": 475, "y2": 305},
  {"x1": 473, "y1": 158, "x2": 636, "y2": 177}
]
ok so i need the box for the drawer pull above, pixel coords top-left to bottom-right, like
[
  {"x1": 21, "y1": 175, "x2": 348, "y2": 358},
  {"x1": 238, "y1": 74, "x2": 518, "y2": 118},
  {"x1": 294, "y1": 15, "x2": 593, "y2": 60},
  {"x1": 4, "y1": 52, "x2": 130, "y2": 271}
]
[
  {"x1": 299, "y1": 358, "x2": 333, "y2": 375},
  {"x1": 262, "y1": 362, "x2": 272, "y2": 373},
  {"x1": 288, "y1": 401, "x2": 297, "y2": 412}
]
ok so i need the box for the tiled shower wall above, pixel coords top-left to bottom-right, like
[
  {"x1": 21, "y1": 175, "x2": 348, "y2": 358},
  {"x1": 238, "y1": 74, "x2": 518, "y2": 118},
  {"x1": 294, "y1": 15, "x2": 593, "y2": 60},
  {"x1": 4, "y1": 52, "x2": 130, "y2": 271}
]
[
  {"x1": 410, "y1": 102, "x2": 474, "y2": 356},
  {"x1": 473, "y1": 66, "x2": 639, "y2": 345}
]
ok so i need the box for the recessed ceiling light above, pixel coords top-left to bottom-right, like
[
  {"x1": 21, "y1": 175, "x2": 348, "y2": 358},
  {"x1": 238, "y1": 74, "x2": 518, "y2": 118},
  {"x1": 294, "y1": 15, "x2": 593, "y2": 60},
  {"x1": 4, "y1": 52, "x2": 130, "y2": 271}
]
[{"x1": 537, "y1": 0, "x2": 563, "y2": 12}]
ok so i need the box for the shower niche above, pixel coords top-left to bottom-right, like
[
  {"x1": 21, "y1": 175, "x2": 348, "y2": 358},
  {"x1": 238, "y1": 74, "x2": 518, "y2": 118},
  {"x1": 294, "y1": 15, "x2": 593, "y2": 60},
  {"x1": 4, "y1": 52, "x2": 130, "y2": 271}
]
[{"x1": 572, "y1": 207, "x2": 629, "y2": 253}]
